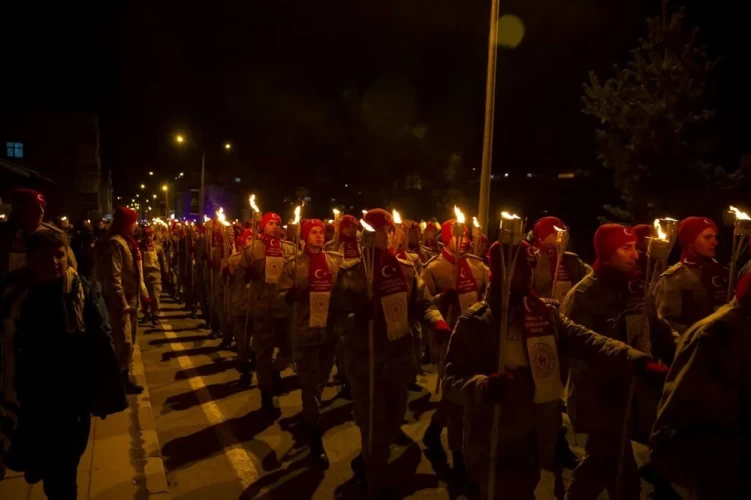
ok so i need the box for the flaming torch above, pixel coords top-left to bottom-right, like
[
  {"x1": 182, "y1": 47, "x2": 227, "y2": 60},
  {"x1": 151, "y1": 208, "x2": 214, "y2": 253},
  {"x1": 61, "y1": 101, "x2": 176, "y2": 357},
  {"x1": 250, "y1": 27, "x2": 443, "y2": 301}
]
[
  {"x1": 550, "y1": 225, "x2": 569, "y2": 301},
  {"x1": 243, "y1": 195, "x2": 262, "y2": 339},
  {"x1": 645, "y1": 218, "x2": 676, "y2": 292},
  {"x1": 488, "y1": 210, "x2": 526, "y2": 500},
  {"x1": 728, "y1": 206, "x2": 751, "y2": 301},
  {"x1": 392, "y1": 209, "x2": 404, "y2": 253},
  {"x1": 472, "y1": 216, "x2": 482, "y2": 257},
  {"x1": 289, "y1": 204, "x2": 303, "y2": 366},
  {"x1": 216, "y1": 208, "x2": 233, "y2": 325},
  {"x1": 359, "y1": 218, "x2": 377, "y2": 455}
]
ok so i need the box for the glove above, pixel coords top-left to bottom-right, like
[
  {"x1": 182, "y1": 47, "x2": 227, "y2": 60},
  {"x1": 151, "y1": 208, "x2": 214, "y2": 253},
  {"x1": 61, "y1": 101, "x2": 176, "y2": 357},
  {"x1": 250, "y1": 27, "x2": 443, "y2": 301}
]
[
  {"x1": 481, "y1": 371, "x2": 514, "y2": 404},
  {"x1": 440, "y1": 289, "x2": 459, "y2": 309},
  {"x1": 634, "y1": 358, "x2": 670, "y2": 381},
  {"x1": 433, "y1": 320, "x2": 452, "y2": 344}
]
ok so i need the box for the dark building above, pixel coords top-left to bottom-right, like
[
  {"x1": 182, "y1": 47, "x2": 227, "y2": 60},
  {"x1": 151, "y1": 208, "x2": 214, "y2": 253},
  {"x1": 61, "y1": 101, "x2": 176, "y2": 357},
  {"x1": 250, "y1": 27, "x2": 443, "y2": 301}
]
[{"x1": 0, "y1": 111, "x2": 111, "y2": 220}]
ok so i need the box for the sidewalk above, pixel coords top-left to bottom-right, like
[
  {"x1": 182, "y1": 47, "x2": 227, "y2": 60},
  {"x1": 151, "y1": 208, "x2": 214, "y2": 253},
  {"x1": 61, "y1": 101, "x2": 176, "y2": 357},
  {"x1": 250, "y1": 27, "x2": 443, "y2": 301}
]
[{"x1": 0, "y1": 344, "x2": 170, "y2": 500}]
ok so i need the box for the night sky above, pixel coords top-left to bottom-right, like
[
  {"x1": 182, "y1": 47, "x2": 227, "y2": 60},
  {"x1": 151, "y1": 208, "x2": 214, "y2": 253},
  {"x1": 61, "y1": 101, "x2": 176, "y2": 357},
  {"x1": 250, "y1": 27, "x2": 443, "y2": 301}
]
[{"x1": 3, "y1": 0, "x2": 749, "y2": 215}]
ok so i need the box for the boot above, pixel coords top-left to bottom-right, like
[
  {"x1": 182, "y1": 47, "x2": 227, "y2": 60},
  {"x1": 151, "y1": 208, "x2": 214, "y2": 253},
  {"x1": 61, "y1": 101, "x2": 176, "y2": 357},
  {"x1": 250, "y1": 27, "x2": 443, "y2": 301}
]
[
  {"x1": 350, "y1": 453, "x2": 367, "y2": 489},
  {"x1": 422, "y1": 420, "x2": 444, "y2": 454},
  {"x1": 238, "y1": 363, "x2": 253, "y2": 387},
  {"x1": 451, "y1": 452, "x2": 467, "y2": 486},
  {"x1": 151, "y1": 314, "x2": 162, "y2": 326},
  {"x1": 555, "y1": 427, "x2": 580, "y2": 470},
  {"x1": 122, "y1": 371, "x2": 144, "y2": 395},
  {"x1": 308, "y1": 424, "x2": 330, "y2": 470},
  {"x1": 261, "y1": 390, "x2": 278, "y2": 417}
]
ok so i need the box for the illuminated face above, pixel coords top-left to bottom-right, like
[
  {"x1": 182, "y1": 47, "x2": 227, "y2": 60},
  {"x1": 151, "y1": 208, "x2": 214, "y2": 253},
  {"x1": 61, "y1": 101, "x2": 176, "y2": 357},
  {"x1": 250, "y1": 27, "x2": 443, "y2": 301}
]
[
  {"x1": 690, "y1": 228, "x2": 718, "y2": 259},
  {"x1": 606, "y1": 241, "x2": 639, "y2": 273},
  {"x1": 424, "y1": 226, "x2": 437, "y2": 241},
  {"x1": 342, "y1": 224, "x2": 357, "y2": 238},
  {"x1": 264, "y1": 219, "x2": 281, "y2": 238},
  {"x1": 446, "y1": 233, "x2": 470, "y2": 255},
  {"x1": 29, "y1": 243, "x2": 67, "y2": 282},
  {"x1": 541, "y1": 233, "x2": 558, "y2": 248},
  {"x1": 306, "y1": 226, "x2": 326, "y2": 249},
  {"x1": 374, "y1": 227, "x2": 394, "y2": 250}
]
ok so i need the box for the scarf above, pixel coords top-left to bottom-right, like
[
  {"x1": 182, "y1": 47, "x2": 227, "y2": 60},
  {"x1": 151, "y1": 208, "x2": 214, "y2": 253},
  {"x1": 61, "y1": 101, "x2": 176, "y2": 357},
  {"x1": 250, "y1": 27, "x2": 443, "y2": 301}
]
[
  {"x1": 307, "y1": 249, "x2": 332, "y2": 328},
  {"x1": 261, "y1": 233, "x2": 285, "y2": 284},
  {"x1": 374, "y1": 248, "x2": 410, "y2": 341},
  {"x1": 339, "y1": 235, "x2": 361, "y2": 259},
  {"x1": 535, "y1": 246, "x2": 573, "y2": 302},
  {"x1": 681, "y1": 251, "x2": 729, "y2": 309},
  {"x1": 440, "y1": 248, "x2": 479, "y2": 314},
  {"x1": 118, "y1": 231, "x2": 142, "y2": 274}
]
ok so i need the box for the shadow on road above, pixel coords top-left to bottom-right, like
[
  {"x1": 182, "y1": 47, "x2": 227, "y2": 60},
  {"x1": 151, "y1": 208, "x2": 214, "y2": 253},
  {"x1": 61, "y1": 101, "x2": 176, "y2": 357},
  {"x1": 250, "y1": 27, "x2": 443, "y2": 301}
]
[
  {"x1": 149, "y1": 335, "x2": 213, "y2": 346},
  {"x1": 162, "y1": 378, "x2": 256, "y2": 412},
  {"x1": 239, "y1": 457, "x2": 326, "y2": 500},
  {"x1": 174, "y1": 359, "x2": 236, "y2": 380},
  {"x1": 408, "y1": 391, "x2": 438, "y2": 422},
  {"x1": 161, "y1": 345, "x2": 225, "y2": 361}
]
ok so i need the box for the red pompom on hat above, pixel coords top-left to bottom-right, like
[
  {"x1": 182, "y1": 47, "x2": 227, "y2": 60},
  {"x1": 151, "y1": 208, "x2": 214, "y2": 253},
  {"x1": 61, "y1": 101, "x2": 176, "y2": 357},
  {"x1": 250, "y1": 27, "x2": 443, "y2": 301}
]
[
  {"x1": 679, "y1": 217, "x2": 718, "y2": 249},
  {"x1": 593, "y1": 224, "x2": 637, "y2": 269},
  {"x1": 10, "y1": 188, "x2": 46, "y2": 209},
  {"x1": 440, "y1": 219, "x2": 470, "y2": 246},
  {"x1": 533, "y1": 216, "x2": 565, "y2": 246},
  {"x1": 363, "y1": 208, "x2": 395, "y2": 231},
  {"x1": 301, "y1": 218, "x2": 325, "y2": 241},
  {"x1": 260, "y1": 212, "x2": 282, "y2": 230}
]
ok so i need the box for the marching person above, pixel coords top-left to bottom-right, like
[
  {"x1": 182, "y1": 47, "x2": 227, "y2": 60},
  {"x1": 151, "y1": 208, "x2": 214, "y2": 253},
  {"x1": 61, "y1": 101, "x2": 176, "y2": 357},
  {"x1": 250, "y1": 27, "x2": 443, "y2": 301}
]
[
  {"x1": 226, "y1": 228, "x2": 255, "y2": 386},
  {"x1": 561, "y1": 224, "x2": 659, "y2": 499},
  {"x1": 442, "y1": 240, "x2": 663, "y2": 499},
  {"x1": 530, "y1": 216, "x2": 591, "y2": 303},
  {"x1": 649, "y1": 274, "x2": 751, "y2": 498},
  {"x1": 231, "y1": 212, "x2": 295, "y2": 414},
  {"x1": 193, "y1": 222, "x2": 210, "y2": 326},
  {"x1": 140, "y1": 225, "x2": 169, "y2": 325},
  {"x1": 651, "y1": 216, "x2": 729, "y2": 336},
  {"x1": 206, "y1": 217, "x2": 226, "y2": 339},
  {"x1": 178, "y1": 224, "x2": 197, "y2": 317},
  {"x1": 397, "y1": 219, "x2": 427, "y2": 392},
  {"x1": 420, "y1": 220, "x2": 441, "y2": 263},
  {"x1": 332, "y1": 208, "x2": 451, "y2": 497},
  {"x1": 632, "y1": 223, "x2": 655, "y2": 274},
  {"x1": 2, "y1": 231, "x2": 126, "y2": 498},
  {"x1": 421, "y1": 218, "x2": 489, "y2": 484},
  {"x1": 277, "y1": 219, "x2": 344, "y2": 468},
  {"x1": 100, "y1": 206, "x2": 150, "y2": 395}
]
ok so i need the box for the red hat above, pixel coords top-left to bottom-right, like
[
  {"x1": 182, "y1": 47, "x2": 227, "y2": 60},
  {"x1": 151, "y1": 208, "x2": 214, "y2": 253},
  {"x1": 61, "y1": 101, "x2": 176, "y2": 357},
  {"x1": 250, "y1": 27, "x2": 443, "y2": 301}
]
[
  {"x1": 11, "y1": 188, "x2": 46, "y2": 210},
  {"x1": 632, "y1": 224, "x2": 655, "y2": 244},
  {"x1": 261, "y1": 212, "x2": 282, "y2": 230},
  {"x1": 593, "y1": 224, "x2": 637, "y2": 268},
  {"x1": 533, "y1": 216, "x2": 565, "y2": 246},
  {"x1": 143, "y1": 226, "x2": 154, "y2": 236},
  {"x1": 440, "y1": 219, "x2": 470, "y2": 246},
  {"x1": 113, "y1": 206, "x2": 138, "y2": 228},
  {"x1": 363, "y1": 208, "x2": 395, "y2": 231},
  {"x1": 301, "y1": 219, "x2": 325, "y2": 241},
  {"x1": 340, "y1": 214, "x2": 358, "y2": 230},
  {"x1": 679, "y1": 217, "x2": 718, "y2": 249}
]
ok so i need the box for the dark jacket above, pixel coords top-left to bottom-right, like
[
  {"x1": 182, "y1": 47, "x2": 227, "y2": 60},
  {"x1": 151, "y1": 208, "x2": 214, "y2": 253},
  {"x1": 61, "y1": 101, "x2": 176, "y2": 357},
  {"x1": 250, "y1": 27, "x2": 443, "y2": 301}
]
[{"x1": 3, "y1": 270, "x2": 126, "y2": 472}]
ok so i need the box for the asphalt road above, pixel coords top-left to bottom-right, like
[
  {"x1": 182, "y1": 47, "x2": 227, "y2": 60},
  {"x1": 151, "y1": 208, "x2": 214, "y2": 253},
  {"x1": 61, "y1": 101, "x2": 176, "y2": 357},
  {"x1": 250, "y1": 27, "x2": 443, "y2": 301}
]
[{"x1": 139, "y1": 297, "x2": 664, "y2": 500}]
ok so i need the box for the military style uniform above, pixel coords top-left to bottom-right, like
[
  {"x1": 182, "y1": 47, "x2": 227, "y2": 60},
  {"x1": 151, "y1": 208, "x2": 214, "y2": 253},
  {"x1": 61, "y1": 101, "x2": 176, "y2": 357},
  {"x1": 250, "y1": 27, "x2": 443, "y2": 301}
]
[
  {"x1": 228, "y1": 236, "x2": 295, "y2": 393},
  {"x1": 141, "y1": 238, "x2": 168, "y2": 319},
  {"x1": 421, "y1": 250, "x2": 489, "y2": 457},
  {"x1": 331, "y1": 250, "x2": 445, "y2": 491},
  {"x1": 277, "y1": 250, "x2": 344, "y2": 426},
  {"x1": 443, "y1": 294, "x2": 647, "y2": 499},
  {"x1": 651, "y1": 259, "x2": 729, "y2": 336},
  {"x1": 193, "y1": 230, "x2": 209, "y2": 320},
  {"x1": 561, "y1": 270, "x2": 652, "y2": 500}
]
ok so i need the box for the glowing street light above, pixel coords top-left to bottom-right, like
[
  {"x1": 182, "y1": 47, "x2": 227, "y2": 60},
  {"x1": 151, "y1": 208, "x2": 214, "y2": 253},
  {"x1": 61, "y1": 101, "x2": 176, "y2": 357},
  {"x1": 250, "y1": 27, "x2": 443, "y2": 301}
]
[
  {"x1": 162, "y1": 185, "x2": 168, "y2": 192},
  {"x1": 149, "y1": 171, "x2": 154, "y2": 176},
  {"x1": 140, "y1": 184, "x2": 145, "y2": 189},
  {"x1": 152, "y1": 194, "x2": 157, "y2": 199},
  {"x1": 224, "y1": 143, "x2": 232, "y2": 150},
  {"x1": 176, "y1": 135, "x2": 185, "y2": 144}
]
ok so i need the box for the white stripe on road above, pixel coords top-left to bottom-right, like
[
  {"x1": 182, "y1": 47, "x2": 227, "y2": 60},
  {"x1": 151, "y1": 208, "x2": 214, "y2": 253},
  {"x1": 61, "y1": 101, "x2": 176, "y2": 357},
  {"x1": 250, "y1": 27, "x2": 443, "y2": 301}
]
[{"x1": 161, "y1": 322, "x2": 260, "y2": 488}]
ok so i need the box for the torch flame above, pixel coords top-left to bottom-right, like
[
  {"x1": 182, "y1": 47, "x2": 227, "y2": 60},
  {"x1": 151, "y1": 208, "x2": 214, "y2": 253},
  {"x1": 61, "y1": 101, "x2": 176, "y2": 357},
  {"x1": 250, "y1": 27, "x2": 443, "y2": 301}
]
[
  {"x1": 393, "y1": 209, "x2": 402, "y2": 225},
  {"x1": 216, "y1": 207, "x2": 230, "y2": 227},
  {"x1": 420, "y1": 221, "x2": 426, "y2": 231},
  {"x1": 360, "y1": 219, "x2": 375, "y2": 232},
  {"x1": 729, "y1": 206, "x2": 751, "y2": 221},
  {"x1": 653, "y1": 219, "x2": 668, "y2": 241},
  {"x1": 293, "y1": 205, "x2": 302, "y2": 225},
  {"x1": 203, "y1": 215, "x2": 210, "y2": 223},
  {"x1": 333, "y1": 208, "x2": 340, "y2": 218},
  {"x1": 454, "y1": 206, "x2": 466, "y2": 224},
  {"x1": 554, "y1": 225, "x2": 566, "y2": 233},
  {"x1": 473, "y1": 217, "x2": 480, "y2": 228},
  {"x1": 501, "y1": 211, "x2": 520, "y2": 220},
  {"x1": 249, "y1": 194, "x2": 260, "y2": 213},
  {"x1": 362, "y1": 209, "x2": 368, "y2": 215}
]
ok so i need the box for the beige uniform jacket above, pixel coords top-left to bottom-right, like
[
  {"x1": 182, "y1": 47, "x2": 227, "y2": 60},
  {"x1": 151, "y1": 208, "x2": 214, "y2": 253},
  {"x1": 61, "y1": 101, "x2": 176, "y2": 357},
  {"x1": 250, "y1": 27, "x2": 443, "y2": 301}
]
[
  {"x1": 101, "y1": 234, "x2": 149, "y2": 311},
  {"x1": 421, "y1": 252, "x2": 489, "y2": 327}
]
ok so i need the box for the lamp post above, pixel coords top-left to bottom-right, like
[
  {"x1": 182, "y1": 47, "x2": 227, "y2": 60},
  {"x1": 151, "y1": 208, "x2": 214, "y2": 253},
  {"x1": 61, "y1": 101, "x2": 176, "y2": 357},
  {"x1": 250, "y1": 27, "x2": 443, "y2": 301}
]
[{"x1": 162, "y1": 185, "x2": 169, "y2": 217}]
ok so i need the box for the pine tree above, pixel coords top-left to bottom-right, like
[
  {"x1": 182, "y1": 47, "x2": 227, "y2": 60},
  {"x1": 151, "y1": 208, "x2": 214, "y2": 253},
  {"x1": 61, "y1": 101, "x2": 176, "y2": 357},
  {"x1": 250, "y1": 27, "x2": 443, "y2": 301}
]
[{"x1": 582, "y1": 5, "x2": 726, "y2": 222}]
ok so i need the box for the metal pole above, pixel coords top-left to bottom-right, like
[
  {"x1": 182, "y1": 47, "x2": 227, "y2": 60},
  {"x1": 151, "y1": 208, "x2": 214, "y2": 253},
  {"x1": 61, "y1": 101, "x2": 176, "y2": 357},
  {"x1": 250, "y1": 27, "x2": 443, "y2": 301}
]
[
  {"x1": 199, "y1": 152, "x2": 206, "y2": 218},
  {"x1": 477, "y1": 0, "x2": 501, "y2": 230}
]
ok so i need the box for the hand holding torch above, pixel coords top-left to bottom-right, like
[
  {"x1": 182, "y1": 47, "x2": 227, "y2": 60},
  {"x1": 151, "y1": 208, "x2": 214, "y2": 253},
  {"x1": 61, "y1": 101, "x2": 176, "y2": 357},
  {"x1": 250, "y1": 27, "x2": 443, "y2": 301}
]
[
  {"x1": 551, "y1": 225, "x2": 569, "y2": 301},
  {"x1": 289, "y1": 204, "x2": 303, "y2": 366},
  {"x1": 244, "y1": 195, "x2": 262, "y2": 337},
  {"x1": 359, "y1": 219, "x2": 377, "y2": 456}
]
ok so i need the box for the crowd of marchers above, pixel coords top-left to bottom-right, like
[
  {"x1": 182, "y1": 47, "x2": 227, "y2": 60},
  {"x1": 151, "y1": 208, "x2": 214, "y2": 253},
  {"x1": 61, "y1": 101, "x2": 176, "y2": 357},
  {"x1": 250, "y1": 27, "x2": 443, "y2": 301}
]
[{"x1": 1, "y1": 186, "x2": 750, "y2": 500}]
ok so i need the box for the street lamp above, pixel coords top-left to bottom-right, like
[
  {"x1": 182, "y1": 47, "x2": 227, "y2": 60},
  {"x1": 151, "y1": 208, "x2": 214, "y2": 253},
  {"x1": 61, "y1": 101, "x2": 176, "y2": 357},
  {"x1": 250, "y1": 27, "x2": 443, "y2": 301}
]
[
  {"x1": 153, "y1": 194, "x2": 157, "y2": 199},
  {"x1": 162, "y1": 184, "x2": 169, "y2": 216},
  {"x1": 149, "y1": 171, "x2": 154, "y2": 176},
  {"x1": 224, "y1": 143, "x2": 231, "y2": 150},
  {"x1": 140, "y1": 184, "x2": 145, "y2": 189},
  {"x1": 176, "y1": 135, "x2": 185, "y2": 144},
  {"x1": 174, "y1": 133, "x2": 233, "y2": 218}
]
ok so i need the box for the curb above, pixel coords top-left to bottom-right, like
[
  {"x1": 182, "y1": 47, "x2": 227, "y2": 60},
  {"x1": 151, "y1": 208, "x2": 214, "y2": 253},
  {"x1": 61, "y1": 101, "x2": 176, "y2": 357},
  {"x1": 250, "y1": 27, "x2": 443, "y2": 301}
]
[{"x1": 128, "y1": 341, "x2": 171, "y2": 498}]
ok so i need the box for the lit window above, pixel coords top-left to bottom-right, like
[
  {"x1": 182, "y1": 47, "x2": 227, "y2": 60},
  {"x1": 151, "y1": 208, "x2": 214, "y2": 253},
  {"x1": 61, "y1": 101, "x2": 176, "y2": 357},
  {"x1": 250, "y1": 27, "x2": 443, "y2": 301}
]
[
  {"x1": 527, "y1": 173, "x2": 533, "y2": 178},
  {"x1": 6, "y1": 142, "x2": 23, "y2": 158},
  {"x1": 235, "y1": 177, "x2": 241, "y2": 183}
]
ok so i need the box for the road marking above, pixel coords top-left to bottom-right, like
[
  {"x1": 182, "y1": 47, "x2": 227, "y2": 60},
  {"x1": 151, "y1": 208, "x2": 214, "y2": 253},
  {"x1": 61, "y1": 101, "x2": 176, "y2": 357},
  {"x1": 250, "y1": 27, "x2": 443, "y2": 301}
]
[{"x1": 161, "y1": 321, "x2": 260, "y2": 488}]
